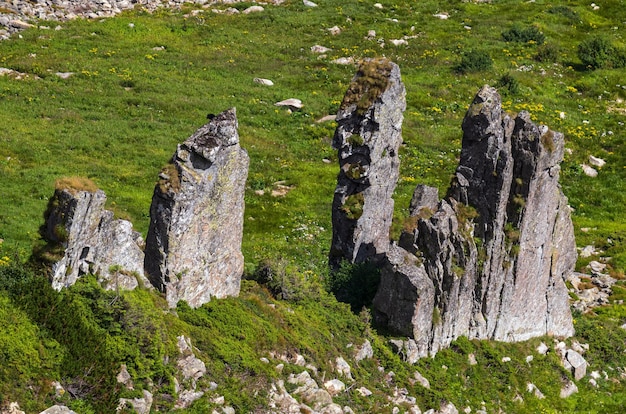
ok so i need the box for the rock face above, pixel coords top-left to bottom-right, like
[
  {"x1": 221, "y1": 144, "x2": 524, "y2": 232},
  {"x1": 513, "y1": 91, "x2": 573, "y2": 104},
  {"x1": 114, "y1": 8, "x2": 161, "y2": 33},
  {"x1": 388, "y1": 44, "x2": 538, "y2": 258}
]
[
  {"x1": 144, "y1": 108, "x2": 249, "y2": 308},
  {"x1": 329, "y1": 58, "x2": 406, "y2": 267},
  {"x1": 373, "y1": 85, "x2": 575, "y2": 358},
  {"x1": 41, "y1": 182, "x2": 147, "y2": 291}
]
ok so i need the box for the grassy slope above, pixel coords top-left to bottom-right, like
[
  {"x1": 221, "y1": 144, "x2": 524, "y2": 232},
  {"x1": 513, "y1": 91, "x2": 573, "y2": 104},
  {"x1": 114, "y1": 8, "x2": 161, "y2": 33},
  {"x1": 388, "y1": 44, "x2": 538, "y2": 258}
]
[{"x1": 0, "y1": 0, "x2": 625, "y2": 412}]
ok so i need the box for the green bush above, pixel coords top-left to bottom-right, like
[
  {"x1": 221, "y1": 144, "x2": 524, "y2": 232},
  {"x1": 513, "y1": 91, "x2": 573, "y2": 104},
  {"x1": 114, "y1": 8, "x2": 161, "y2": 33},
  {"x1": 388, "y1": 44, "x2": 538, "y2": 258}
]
[
  {"x1": 534, "y1": 43, "x2": 559, "y2": 63},
  {"x1": 326, "y1": 260, "x2": 381, "y2": 312},
  {"x1": 498, "y1": 73, "x2": 520, "y2": 95},
  {"x1": 502, "y1": 25, "x2": 545, "y2": 45},
  {"x1": 578, "y1": 36, "x2": 626, "y2": 69},
  {"x1": 454, "y1": 50, "x2": 493, "y2": 74}
]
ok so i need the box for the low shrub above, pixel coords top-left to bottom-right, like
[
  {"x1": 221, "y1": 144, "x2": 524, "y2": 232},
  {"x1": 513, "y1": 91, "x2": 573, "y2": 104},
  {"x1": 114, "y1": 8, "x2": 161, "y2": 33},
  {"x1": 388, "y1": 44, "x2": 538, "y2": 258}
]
[
  {"x1": 578, "y1": 36, "x2": 626, "y2": 69},
  {"x1": 502, "y1": 25, "x2": 545, "y2": 45},
  {"x1": 534, "y1": 43, "x2": 559, "y2": 63},
  {"x1": 454, "y1": 50, "x2": 493, "y2": 74},
  {"x1": 498, "y1": 73, "x2": 520, "y2": 95},
  {"x1": 326, "y1": 260, "x2": 381, "y2": 312}
]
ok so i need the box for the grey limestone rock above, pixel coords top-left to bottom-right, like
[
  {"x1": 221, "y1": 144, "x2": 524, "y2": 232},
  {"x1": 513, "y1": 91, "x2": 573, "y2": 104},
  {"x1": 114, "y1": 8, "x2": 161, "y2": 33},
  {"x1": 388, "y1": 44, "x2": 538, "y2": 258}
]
[
  {"x1": 373, "y1": 85, "x2": 575, "y2": 358},
  {"x1": 41, "y1": 185, "x2": 147, "y2": 291},
  {"x1": 330, "y1": 58, "x2": 406, "y2": 267},
  {"x1": 144, "y1": 108, "x2": 249, "y2": 308}
]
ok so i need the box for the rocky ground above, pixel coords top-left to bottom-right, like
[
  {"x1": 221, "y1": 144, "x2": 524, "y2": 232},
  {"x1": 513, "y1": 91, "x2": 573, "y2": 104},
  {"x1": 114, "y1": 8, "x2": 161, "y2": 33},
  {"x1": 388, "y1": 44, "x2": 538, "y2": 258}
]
[{"x1": 0, "y1": 0, "x2": 284, "y2": 40}]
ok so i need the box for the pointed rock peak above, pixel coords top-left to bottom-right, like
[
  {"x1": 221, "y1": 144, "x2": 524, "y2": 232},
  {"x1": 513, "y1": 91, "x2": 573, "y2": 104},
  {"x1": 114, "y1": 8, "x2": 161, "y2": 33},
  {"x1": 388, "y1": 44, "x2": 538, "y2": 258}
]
[
  {"x1": 461, "y1": 85, "x2": 503, "y2": 142},
  {"x1": 183, "y1": 108, "x2": 239, "y2": 162}
]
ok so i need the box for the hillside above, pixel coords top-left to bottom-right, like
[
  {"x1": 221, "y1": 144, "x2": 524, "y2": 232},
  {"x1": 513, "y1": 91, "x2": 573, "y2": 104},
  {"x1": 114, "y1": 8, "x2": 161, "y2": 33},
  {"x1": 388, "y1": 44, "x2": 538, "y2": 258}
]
[{"x1": 0, "y1": 0, "x2": 625, "y2": 413}]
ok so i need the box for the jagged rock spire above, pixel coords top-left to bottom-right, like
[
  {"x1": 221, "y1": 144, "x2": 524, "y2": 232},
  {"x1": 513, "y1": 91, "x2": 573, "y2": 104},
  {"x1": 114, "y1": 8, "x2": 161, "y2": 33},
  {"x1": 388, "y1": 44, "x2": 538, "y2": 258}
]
[
  {"x1": 144, "y1": 108, "x2": 249, "y2": 308},
  {"x1": 373, "y1": 85, "x2": 575, "y2": 358},
  {"x1": 329, "y1": 58, "x2": 406, "y2": 268}
]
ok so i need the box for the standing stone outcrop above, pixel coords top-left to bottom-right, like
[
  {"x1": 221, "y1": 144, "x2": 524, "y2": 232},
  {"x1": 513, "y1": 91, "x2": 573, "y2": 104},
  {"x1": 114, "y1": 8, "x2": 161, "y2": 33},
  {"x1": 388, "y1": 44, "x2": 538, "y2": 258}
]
[
  {"x1": 41, "y1": 178, "x2": 147, "y2": 291},
  {"x1": 144, "y1": 108, "x2": 249, "y2": 308},
  {"x1": 329, "y1": 58, "x2": 406, "y2": 267},
  {"x1": 373, "y1": 85, "x2": 575, "y2": 358}
]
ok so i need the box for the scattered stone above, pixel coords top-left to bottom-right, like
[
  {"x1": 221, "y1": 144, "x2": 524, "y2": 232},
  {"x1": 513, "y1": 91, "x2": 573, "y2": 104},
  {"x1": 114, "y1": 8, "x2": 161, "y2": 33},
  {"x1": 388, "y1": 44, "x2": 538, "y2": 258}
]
[
  {"x1": 144, "y1": 108, "x2": 249, "y2": 308},
  {"x1": 303, "y1": 0, "x2": 318, "y2": 7},
  {"x1": 177, "y1": 336, "x2": 207, "y2": 382},
  {"x1": 413, "y1": 370, "x2": 430, "y2": 389},
  {"x1": 117, "y1": 364, "x2": 134, "y2": 389},
  {"x1": 152, "y1": 46, "x2": 165, "y2": 51},
  {"x1": 335, "y1": 357, "x2": 353, "y2": 379},
  {"x1": 54, "y1": 72, "x2": 74, "y2": 79},
  {"x1": 275, "y1": 98, "x2": 303, "y2": 111},
  {"x1": 374, "y1": 3, "x2": 383, "y2": 9},
  {"x1": 390, "y1": 39, "x2": 408, "y2": 46},
  {"x1": 324, "y1": 379, "x2": 346, "y2": 396},
  {"x1": 116, "y1": 391, "x2": 153, "y2": 414},
  {"x1": 433, "y1": 13, "x2": 449, "y2": 19},
  {"x1": 526, "y1": 355, "x2": 533, "y2": 363},
  {"x1": 588, "y1": 260, "x2": 607, "y2": 274},
  {"x1": 242, "y1": 6, "x2": 264, "y2": 14},
  {"x1": 39, "y1": 406, "x2": 76, "y2": 414},
  {"x1": 311, "y1": 45, "x2": 332, "y2": 54},
  {"x1": 260, "y1": 357, "x2": 270, "y2": 363},
  {"x1": 439, "y1": 402, "x2": 459, "y2": 414},
  {"x1": 327, "y1": 26, "x2": 341, "y2": 35},
  {"x1": 501, "y1": 357, "x2": 511, "y2": 363},
  {"x1": 357, "y1": 387, "x2": 372, "y2": 397},
  {"x1": 526, "y1": 383, "x2": 545, "y2": 399},
  {"x1": 354, "y1": 339, "x2": 374, "y2": 361},
  {"x1": 253, "y1": 77, "x2": 274, "y2": 86},
  {"x1": 588, "y1": 155, "x2": 606, "y2": 168},
  {"x1": 331, "y1": 57, "x2": 355, "y2": 65},
  {"x1": 579, "y1": 245, "x2": 596, "y2": 258},
  {"x1": 581, "y1": 164, "x2": 598, "y2": 177},
  {"x1": 4, "y1": 402, "x2": 25, "y2": 414},
  {"x1": 316, "y1": 114, "x2": 337, "y2": 123},
  {"x1": 468, "y1": 353, "x2": 477, "y2": 365},
  {"x1": 566, "y1": 349, "x2": 588, "y2": 380},
  {"x1": 175, "y1": 390, "x2": 205, "y2": 410}
]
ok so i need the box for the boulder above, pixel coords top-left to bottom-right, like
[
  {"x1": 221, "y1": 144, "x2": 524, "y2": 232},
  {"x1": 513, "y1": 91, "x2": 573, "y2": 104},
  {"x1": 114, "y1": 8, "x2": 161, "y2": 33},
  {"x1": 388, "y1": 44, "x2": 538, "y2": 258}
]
[
  {"x1": 373, "y1": 85, "x2": 575, "y2": 358},
  {"x1": 144, "y1": 108, "x2": 249, "y2": 308},
  {"x1": 330, "y1": 58, "x2": 406, "y2": 267},
  {"x1": 41, "y1": 180, "x2": 147, "y2": 291},
  {"x1": 117, "y1": 390, "x2": 152, "y2": 414}
]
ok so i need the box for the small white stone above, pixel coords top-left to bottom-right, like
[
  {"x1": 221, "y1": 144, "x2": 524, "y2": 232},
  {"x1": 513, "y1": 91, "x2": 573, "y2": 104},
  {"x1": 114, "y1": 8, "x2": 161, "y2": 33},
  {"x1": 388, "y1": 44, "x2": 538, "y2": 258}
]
[
  {"x1": 311, "y1": 45, "x2": 332, "y2": 54},
  {"x1": 253, "y1": 77, "x2": 274, "y2": 86},
  {"x1": 537, "y1": 342, "x2": 549, "y2": 355},
  {"x1": 390, "y1": 39, "x2": 408, "y2": 46},
  {"x1": 357, "y1": 387, "x2": 372, "y2": 396},
  {"x1": 526, "y1": 355, "x2": 534, "y2": 363},
  {"x1": 242, "y1": 6, "x2": 264, "y2": 14},
  {"x1": 581, "y1": 164, "x2": 598, "y2": 177},
  {"x1": 303, "y1": 0, "x2": 318, "y2": 7},
  {"x1": 374, "y1": 3, "x2": 383, "y2": 9},
  {"x1": 327, "y1": 26, "x2": 341, "y2": 35},
  {"x1": 433, "y1": 13, "x2": 449, "y2": 19},
  {"x1": 331, "y1": 57, "x2": 355, "y2": 65},
  {"x1": 502, "y1": 357, "x2": 511, "y2": 363},
  {"x1": 588, "y1": 155, "x2": 606, "y2": 168}
]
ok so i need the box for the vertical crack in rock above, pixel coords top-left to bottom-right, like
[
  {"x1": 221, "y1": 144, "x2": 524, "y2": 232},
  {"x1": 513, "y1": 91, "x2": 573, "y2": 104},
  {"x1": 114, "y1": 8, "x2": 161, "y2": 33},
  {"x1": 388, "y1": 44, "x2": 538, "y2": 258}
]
[
  {"x1": 372, "y1": 85, "x2": 575, "y2": 359},
  {"x1": 41, "y1": 182, "x2": 147, "y2": 291},
  {"x1": 144, "y1": 108, "x2": 249, "y2": 308},
  {"x1": 329, "y1": 58, "x2": 406, "y2": 268}
]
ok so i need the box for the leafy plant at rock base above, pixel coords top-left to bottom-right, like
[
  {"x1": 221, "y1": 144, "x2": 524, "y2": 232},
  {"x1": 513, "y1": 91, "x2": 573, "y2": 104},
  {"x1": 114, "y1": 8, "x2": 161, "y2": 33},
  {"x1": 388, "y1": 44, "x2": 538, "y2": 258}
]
[{"x1": 326, "y1": 260, "x2": 381, "y2": 313}]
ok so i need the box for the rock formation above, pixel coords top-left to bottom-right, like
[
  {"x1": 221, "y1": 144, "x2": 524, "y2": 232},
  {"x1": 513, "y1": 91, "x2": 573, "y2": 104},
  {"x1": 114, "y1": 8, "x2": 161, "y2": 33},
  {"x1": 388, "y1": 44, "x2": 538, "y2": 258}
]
[
  {"x1": 144, "y1": 108, "x2": 249, "y2": 308},
  {"x1": 372, "y1": 85, "x2": 575, "y2": 358},
  {"x1": 41, "y1": 180, "x2": 147, "y2": 291},
  {"x1": 329, "y1": 58, "x2": 406, "y2": 268}
]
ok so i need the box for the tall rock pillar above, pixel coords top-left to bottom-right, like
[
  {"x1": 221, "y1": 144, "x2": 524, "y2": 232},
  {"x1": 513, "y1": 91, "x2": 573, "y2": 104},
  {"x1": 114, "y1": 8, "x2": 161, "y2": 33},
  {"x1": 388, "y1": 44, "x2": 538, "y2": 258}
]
[
  {"x1": 144, "y1": 108, "x2": 249, "y2": 308},
  {"x1": 329, "y1": 58, "x2": 406, "y2": 267}
]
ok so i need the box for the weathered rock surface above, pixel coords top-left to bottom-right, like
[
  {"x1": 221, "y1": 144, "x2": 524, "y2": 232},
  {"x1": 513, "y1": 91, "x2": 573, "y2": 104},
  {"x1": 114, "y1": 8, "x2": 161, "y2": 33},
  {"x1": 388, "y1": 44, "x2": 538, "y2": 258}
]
[
  {"x1": 330, "y1": 58, "x2": 406, "y2": 267},
  {"x1": 117, "y1": 390, "x2": 153, "y2": 414},
  {"x1": 373, "y1": 85, "x2": 575, "y2": 358},
  {"x1": 41, "y1": 184, "x2": 147, "y2": 291},
  {"x1": 144, "y1": 108, "x2": 249, "y2": 308}
]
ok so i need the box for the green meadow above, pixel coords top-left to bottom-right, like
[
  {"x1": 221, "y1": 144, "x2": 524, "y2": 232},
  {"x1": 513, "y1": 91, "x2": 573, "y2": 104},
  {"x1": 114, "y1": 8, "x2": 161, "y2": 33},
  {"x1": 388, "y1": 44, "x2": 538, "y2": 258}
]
[{"x1": 0, "y1": 0, "x2": 625, "y2": 412}]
